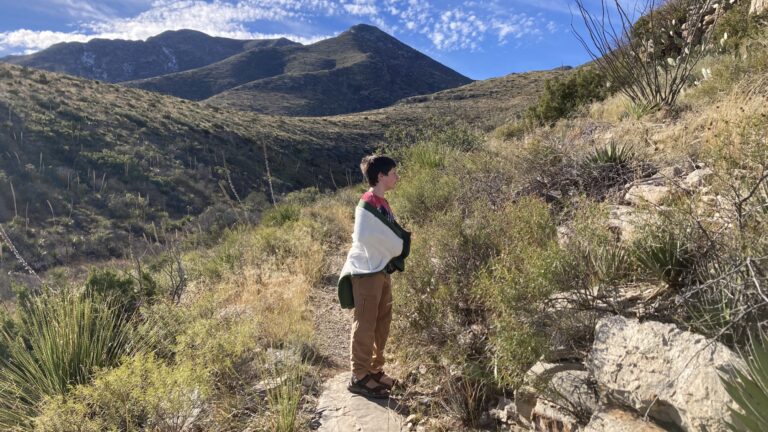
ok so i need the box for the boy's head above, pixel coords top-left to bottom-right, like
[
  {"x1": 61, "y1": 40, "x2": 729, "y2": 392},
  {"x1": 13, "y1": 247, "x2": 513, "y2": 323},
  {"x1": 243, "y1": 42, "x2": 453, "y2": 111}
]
[{"x1": 360, "y1": 155, "x2": 397, "y2": 188}]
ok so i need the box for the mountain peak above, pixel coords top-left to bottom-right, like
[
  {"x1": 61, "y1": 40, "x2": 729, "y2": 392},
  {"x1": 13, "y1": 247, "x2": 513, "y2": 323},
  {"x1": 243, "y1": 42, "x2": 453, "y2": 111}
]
[{"x1": 344, "y1": 24, "x2": 392, "y2": 39}]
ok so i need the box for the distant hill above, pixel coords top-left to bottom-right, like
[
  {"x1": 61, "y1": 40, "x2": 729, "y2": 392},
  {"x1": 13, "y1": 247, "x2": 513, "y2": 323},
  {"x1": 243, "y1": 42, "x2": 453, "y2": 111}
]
[
  {"x1": 3, "y1": 25, "x2": 473, "y2": 117},
  {"x1": 2, "y1": 29, "x2": 298, "y2": 82},
  {"x1": 0, "y1": 62, "x2": 377, "y2": 275},
  {"x1": 339, "y1": 68, "x2": 570, "y2": 133},
  {"x1": 197, "y1": 24, "x2": 474, "y2": 116}
]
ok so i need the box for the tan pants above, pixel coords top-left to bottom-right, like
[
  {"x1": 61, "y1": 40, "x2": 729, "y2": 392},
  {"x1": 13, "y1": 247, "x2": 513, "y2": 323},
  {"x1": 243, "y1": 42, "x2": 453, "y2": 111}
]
[{"x1": 350, "y1": 272, "x2": 392, "y2": 379}]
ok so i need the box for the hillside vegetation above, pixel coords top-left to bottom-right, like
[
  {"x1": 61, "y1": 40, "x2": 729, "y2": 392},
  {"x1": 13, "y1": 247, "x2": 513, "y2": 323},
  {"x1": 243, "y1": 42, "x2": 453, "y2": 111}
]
[
  {"x1": 6, "y1": 2, "x2": 768, "y2": 429},
  {"x1": 0, "y1": 62, "x2": 378, "y2": 285},
  {"x1": 0, "y1": 58, "x2": 556, "y2": 287}
]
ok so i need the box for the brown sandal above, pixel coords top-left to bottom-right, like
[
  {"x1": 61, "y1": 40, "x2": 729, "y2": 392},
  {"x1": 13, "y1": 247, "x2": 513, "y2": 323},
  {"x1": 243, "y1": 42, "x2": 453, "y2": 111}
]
[
  {"x1": 370, "y1": 371, "x2": 398, "y2": 390},
  {"x1": 347, "y1": 374, "x2": 390, "y2": 399}
]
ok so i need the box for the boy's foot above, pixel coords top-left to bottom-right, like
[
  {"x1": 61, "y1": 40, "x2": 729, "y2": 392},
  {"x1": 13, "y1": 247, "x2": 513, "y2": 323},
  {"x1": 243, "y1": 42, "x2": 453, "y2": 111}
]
[
  {"x1": 370, "y1": 371, "x2": 397, "y2": 390},
  {"x1": 348, "y1": 374, "x2": 390, "y2": 399}
]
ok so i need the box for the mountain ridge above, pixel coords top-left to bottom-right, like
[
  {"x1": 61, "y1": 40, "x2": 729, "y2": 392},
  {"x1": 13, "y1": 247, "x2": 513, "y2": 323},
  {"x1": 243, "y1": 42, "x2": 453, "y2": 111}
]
[{"x1": 3, "y1": 25, "x2": 473, "y2": 116}]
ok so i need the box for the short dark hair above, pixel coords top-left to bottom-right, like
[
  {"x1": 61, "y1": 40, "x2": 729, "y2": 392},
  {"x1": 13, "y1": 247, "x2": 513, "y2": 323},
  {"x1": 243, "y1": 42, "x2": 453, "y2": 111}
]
[{"x1": 360, "y1": 155, "x2": 397, "y2": 187}]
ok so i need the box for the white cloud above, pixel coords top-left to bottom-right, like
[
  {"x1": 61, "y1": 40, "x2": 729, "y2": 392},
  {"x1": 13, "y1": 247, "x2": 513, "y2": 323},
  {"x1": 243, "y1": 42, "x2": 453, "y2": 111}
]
[
  {"x1": 0, "y1": 1, "x2": 333, "y2": 54},
  {"x1": 0, "y1": 0, "x2": 556, "y2": 55},
  {"x1": 0, "y1": 29, "x2": 91, "y2": 54}
]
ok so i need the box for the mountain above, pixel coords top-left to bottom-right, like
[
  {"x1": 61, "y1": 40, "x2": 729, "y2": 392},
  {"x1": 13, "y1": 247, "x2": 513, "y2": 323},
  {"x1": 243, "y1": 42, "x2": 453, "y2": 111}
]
[
  {"x1": 126, "y1": 24, "x2": 473, "y2": 116},
  {"x1": 2, "y1": 29, "x2": 298, "y2": 82},
  {"x1": 3, "y1": 25, "x2": 472, "y2": 117}
]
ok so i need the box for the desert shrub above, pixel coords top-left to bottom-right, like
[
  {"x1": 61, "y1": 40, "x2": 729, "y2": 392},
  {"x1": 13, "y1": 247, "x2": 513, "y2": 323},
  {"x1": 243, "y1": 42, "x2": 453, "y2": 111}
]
[
  {"x1": 441, "y1": 365, "x2": 492, "y2": 428},
  {"x1": 474, "y1": 197, "x2": 579, "y2": 386},
  {"x1": 0, "y1": 291, "x2": 139, "y2": 429},
  {"x1": 507, "y1": 136, "x2": 581, "y2": 204},
  {"x1": 713, "y1": 0, "x2": 765, "y2": 54},
  {"x1": 679, "y1": 115, "x2": 768, "y2": 345},
  {"x1": 721, "y1": 335, "x2": 768, "y2": 432},
  {"x1": 33, "y1": 353, "x2": 210, "y2": 432},
  {"x1": 634, "y1": 229, "x2": 696, "y2": 288},
  {"x1": 281, "y1": 186, "x2": 323, "y2": 206},
  {"x1": 630, "y1": 0, "x2": 690, "y2": 60},
  {"x1": 563, "y1": 199, "x2": 634, "y2": 287},
  {"x1": 575, "y1": 0, "x2": 715, "y2": 109},
  {"x1": 85, "y1": 268, "x2": 157, "y2": 315},
  {"x1": 580, "y1": 142, "x2": 642, "y2": 200},
  {"x1": 385, "y1": 117, "x2": 481, "y2": 152},
  {"x1": 389, "y1": 161, "x2": 460, "y2": 224},
  {"x1": 524, "y1": 68, "x2": 609, "y2": 126},
  {"x1": 261, "y1": 203, "x2": 301, "y2": 227},
  {"x1": 266, "y1": 361, "x2": 309, "y2": 432}
]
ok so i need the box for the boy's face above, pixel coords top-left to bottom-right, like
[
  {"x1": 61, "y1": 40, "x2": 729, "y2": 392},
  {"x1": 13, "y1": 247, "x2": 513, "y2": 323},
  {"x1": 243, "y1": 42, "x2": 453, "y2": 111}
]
[{"x1": 378, "y1": 167, "x2": 399, "y2": 191}]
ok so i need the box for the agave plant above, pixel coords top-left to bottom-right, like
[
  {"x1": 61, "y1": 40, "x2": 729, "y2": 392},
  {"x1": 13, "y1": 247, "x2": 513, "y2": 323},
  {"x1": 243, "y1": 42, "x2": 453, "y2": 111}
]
[
  {"x1": 0, "y1": 291, "x2": 138, "y2": 429},
  {"x1": 721, "y1": 335, "x2": 768, "y2": 431},
  {"x1": 633, "y1": 229, "x2": 696, "y2": 289},
  {"x1": 582, "y1": 141, "x2": 637, "y2": 200},
  {"x1": 587, "y1": 141, "x2": 635, "y2": 167}
]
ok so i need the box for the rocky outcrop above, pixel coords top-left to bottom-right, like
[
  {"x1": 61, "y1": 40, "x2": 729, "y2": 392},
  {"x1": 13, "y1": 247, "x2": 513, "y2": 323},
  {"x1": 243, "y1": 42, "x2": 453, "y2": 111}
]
[
  {"x1": 751, "y1": 0, "x2": 767, "y2": 14},
  {"x1": 584, "y1": 409, "x2": 666, "y2": 432},
  {"x1": 316, "y1": 372, "x2": 405, "y2": 431},
  {"x1": 624, "y1": 184, "x2": 671, "y2": 206},
  {"x1": 587, "y1": 316, "x2": 744, "y2": 431}
]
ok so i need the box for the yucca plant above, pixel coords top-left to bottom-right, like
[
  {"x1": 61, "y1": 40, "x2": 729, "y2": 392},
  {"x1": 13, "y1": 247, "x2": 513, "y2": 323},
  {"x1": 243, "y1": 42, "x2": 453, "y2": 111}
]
[
  {"x1": 587, "y1": 141, "x2": 635, "y2": 167},
  {"x1": 633, "y1": 230, "x2": 696, "y2": 289},
  {"x1": 582, "y1": 142, "x2": 637, "y2": 200},
  {"x1": 0, "y1": 291, "x2": 138, "y2": 429},
  {"x1": 721, "y1": 335, "x2": 768, "y2": 431},
  {"x1": 623, "y1": 100, "x2": 658, "y2": 120}
]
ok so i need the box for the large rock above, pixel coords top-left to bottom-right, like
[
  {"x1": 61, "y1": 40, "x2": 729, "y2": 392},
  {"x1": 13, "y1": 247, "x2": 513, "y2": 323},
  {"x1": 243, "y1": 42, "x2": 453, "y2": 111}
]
[
  {"x1": 752, "y1": 0, "x2": 766, "y2": 14},
  {"x1": 682, "y1": 168, "x2": 713, "y2": 190},
  {"x1": 515, "y1": 362, "x2": 585, "y2": 423},
  {"x1": 587, "y1": 316, "x2": 744, "y2": 431},
  {"x1": 316, "y1": 373, "x2": 406, "y2": 431},
  {"x1": 584, "y1": 409, "x2": 666, "y2": 432},
  {"x1": 548, "y1": 370, "x2": 599, "y2": 417},
  {"x1": 531, "y1": 399, "x2": 580, "y2": 432},
  {"x1": 608, "y1": 205, "x2": 645, "y2": 242},
  {"x1": 624, "y1": 184, "x2": 671, "y2": 206}
]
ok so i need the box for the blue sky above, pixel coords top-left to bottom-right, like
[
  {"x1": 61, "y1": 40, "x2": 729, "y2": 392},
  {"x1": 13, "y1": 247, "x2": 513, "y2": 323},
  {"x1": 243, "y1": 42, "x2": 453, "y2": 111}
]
[{"x1": 0, "y1": 0, "x2": 619, "y2": 80}]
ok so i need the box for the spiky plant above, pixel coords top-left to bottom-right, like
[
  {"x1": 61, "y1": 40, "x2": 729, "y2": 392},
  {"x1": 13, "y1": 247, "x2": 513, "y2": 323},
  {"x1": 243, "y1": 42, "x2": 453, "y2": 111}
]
[
  {"x1": 0, "y1": 292, "x2": 137, "y2": 429},
  {"x1": 721, "y1": 336, "x2": 768, "y2": 431}
]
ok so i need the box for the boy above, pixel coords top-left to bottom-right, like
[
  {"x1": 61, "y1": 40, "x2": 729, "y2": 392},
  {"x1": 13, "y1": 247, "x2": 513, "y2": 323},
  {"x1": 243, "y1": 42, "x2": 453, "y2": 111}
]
[{"x1": 338, "y1": 155, "x2": 411, "y2": 399}]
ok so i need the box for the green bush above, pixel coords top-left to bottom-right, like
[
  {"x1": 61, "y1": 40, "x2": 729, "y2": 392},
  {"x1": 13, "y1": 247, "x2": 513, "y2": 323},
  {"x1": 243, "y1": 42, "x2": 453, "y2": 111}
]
[
  {"x1": 0, "y1": 292, "x2": 139, "y2": 429},
  {"x1": 85, "y1": 268, "x2": 157, "y2": 315},
  {"x1": 524, "y1": 68, "x2": 608, "y2": 126},
  {"x1": 580, "y1": 142, "x2": 639, "y2": 201},
  {"x1": 630, "y1": 0, "x2": 690, "y2": 61},
  {"x1": 34, "y1": 353, "x2": 210, "y2": 432},
  {"x1": 713, "y1": 0, "x2": 764, "y2": 54},
  {"x1": 632, "y1": 226, "x2": 697, "y2": 289},
  {"x1": 261, "y1": 204, "x2": 301, "y2": 227}
]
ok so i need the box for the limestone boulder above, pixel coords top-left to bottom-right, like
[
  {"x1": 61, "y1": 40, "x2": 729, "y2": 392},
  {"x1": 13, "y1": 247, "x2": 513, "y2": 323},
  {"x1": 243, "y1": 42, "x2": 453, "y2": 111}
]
[
  {"x1": 751, "y1": 0, "x2": 766, "y2": 14},
  {"x1": 584, "y1": 409, "x2": 665, "y2": 432},
  {"x1": 682, "y1": 167, "x2": 713, "y2": 190},
  {"x1": 531, "y1": 399, "x2": 580, "y2": 432},
  {"x1": 514, "y1": 362, "x2": 584, "y2": 424},
  {"x1": 587, "y1": 315, "x2": 744, "y2": 431},
  {"x1": 607, "y1": 205, "x2": 646, "y2": 242},
  {"x1": 624, "y1": 184, "x2": 671, "y2": 206},
  {"x1": 548, "y1": 370, "x2": 599, "y2": 417}
]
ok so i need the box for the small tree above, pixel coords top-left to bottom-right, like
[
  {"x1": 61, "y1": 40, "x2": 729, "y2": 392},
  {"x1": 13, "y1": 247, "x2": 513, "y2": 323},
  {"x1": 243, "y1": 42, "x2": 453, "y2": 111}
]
[{"x1": 573, "y1": 0, "x2": 718, "y2": 109}]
